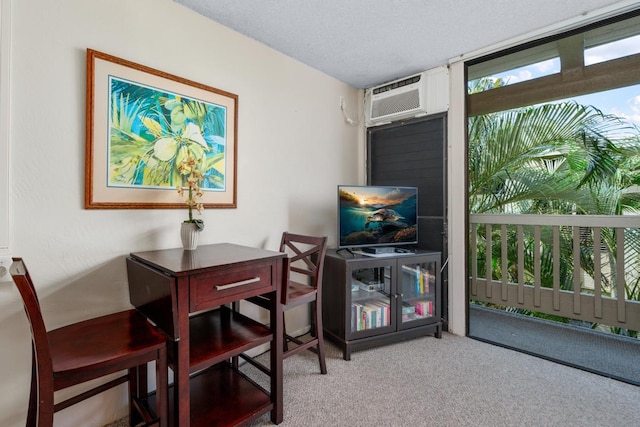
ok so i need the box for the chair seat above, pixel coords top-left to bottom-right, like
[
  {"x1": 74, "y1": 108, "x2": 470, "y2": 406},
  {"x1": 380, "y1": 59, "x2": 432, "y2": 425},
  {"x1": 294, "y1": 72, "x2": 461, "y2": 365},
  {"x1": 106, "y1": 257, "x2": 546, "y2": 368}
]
[
  {"x1": 284, "y1": 281, "x2": 317, "y2": 306},
  {"x1": 49, "y1": 310, "x2": 166, "y2": 386}
]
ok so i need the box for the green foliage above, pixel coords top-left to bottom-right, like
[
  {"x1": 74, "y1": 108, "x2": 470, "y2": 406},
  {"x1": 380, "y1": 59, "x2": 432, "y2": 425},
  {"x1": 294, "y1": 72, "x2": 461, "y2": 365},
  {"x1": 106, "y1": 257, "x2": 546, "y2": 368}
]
[
  {"x1": 469, "y1": 99, "x2": 640, "y2": 336},
  {"x1": 468, "y1": 102, "x2": 639, "y2": 214}
]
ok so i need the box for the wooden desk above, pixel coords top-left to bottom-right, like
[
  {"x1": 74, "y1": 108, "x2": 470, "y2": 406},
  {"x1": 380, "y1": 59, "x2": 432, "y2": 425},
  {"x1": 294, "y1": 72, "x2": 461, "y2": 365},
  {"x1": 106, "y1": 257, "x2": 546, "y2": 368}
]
[{"x1": 126, "y1": 243, "x2": 285, "y2": 426}]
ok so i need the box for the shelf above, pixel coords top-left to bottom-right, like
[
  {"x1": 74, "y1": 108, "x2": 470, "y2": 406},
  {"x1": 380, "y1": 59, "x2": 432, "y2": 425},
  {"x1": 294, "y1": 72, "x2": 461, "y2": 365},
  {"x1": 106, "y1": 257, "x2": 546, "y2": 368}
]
[
  {"x1": 403, "y1": 313, "x2": 434, "y2": 322},
  {"x1": 351, "y1": 288, "x2": 389, "y2": 302},
  {"x1": 403, "y1": 294, "x2": 434, "y2": 302},
  {"x1": 149, "y1": 363, "x2": 273, "y2": 426},
  {"x1": 186, "y1": 306, "x2": 272, "y2": 373}
]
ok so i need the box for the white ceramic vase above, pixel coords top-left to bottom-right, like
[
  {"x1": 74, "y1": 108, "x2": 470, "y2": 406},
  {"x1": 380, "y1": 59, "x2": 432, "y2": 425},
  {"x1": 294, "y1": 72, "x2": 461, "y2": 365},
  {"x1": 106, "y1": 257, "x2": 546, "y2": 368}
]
[{"x1": 180, "y1": 222, "x2": 200, "y2": 250}]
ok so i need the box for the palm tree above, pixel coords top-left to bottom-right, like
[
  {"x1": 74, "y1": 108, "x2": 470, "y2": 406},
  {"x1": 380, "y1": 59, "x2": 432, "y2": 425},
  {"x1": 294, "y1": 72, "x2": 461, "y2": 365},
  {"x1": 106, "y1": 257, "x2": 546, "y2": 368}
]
[{"x1": 468, "y1": 99, "x2": 640, "y2": 336}]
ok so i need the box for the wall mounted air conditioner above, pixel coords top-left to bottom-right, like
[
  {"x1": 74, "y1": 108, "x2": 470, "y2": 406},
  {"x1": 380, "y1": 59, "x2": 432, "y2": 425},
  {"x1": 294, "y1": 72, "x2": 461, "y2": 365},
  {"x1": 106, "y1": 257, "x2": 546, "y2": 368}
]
[{"x1": 365, "y1": 66, "x2": 449, "y2": 127}]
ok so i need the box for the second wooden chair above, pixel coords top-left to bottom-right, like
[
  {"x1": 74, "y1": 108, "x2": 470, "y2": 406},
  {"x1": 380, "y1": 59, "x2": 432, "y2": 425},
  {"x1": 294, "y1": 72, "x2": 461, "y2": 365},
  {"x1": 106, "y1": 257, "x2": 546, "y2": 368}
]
[
  {"x1": 279, "y1": 232, "x2": 328, "y2": 374},
  {"x1": 10, "y1": 258, "x2": 168, "y2": 427},
  {"x1": 239, "y1": 232, "x2": 328, "y2": 374}
]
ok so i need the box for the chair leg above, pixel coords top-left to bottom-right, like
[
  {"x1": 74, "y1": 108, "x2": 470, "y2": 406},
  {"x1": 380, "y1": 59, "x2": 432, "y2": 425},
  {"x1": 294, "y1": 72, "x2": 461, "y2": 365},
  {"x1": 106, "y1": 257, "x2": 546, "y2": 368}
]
[
  {"x1": 310, "y1": 304, "x2": 317, "y2": 338},
  {"x1": 230, "y1": 302, "x2": 241, "y2": 369},
  {"x1": 27, "y1": 354, "x2": 38, "y2": 427},
  {"x1": 30, "y1": 347, "x2": 54, "y2": 427},
  {"x1": 282, "y1": 311, "x2": 289, "y2": 352},
  {"x1": 156, "y1": 347, "x2": 168, "y2": 427},
  {"x1": 130, "y1": 363, "x2": 150, "y2": 425},
  {"x1": 138, "y1": 364, "x2": 148, "y2": 398},
  {"x1": 314, "y1": 301, "x2": 327, "y2": 374},
  {"x1": 128, "y1": 367, "x2": 137, "y2": 425}
]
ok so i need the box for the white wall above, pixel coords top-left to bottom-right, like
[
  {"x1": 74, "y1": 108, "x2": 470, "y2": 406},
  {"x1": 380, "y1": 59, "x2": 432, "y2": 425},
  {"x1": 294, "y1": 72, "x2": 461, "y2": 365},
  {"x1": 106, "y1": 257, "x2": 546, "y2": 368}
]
[
  {"x1": 0, "y1": 0, "x2": 361, "y2": 425},
  {"x1": 446, "y1": 61, "x2": 467, "y2": 337},
  {"x1": 0, "y1": 0, "x2": 10, "y2": 257}
]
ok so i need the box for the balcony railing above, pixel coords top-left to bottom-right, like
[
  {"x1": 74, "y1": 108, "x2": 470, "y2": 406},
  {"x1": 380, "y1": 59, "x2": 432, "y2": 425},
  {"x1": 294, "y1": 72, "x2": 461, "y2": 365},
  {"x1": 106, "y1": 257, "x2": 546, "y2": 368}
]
[{"x1": 469, "y1": 214, "x2": 639, "y2": 333}]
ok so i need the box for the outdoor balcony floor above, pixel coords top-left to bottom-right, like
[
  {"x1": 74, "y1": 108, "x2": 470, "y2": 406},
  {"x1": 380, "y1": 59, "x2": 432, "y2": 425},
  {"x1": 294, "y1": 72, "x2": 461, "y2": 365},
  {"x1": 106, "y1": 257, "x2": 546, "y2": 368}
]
[{"x1": 468, "y1": 305, "x2": 640, "y2": 385}]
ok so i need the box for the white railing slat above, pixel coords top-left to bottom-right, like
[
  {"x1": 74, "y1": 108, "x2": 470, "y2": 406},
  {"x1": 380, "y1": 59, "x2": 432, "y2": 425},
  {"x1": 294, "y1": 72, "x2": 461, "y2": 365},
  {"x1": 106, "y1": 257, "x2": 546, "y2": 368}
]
[
  {"x1": 471, "y1": 223, "x2": 478, "y2": 296},
  {"x1": 501, "y1": 224, "x2": 508, "y2": 301},
  {"x1": 517, "y1": 225, "x2": 524, "y2": 305},
  {"x1": 594, "y1": 227, "x2": 602, "y2": 319},
  {"x1": 573, "y1": 226, "x2": 581, "y2": 315},
  {"x1": 553, "y1": 226, "x2": 560, "y2": 311},
  {"x1": 616, "y1": 228, "x2": 626, "y2": 323},
  {"x1": 534, "y1": 225, "x2": 541, "y2": 307},
  {"x1": 486, "y1": 223, "x2": 492, "y2": 299}
]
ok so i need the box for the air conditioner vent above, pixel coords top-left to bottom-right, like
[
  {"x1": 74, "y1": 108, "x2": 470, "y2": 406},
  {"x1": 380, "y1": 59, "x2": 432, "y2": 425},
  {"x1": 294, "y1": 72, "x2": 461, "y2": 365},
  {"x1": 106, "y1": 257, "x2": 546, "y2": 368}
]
[
  {"x1": 372, "y1": 75, "x2": 422, "y2": 95},
  {"x1": 371, "y1": 88, "x2": 420, "y2": 119},
  {"x1": 365, "y1": 67, "x2": 449, "y2": 127}
]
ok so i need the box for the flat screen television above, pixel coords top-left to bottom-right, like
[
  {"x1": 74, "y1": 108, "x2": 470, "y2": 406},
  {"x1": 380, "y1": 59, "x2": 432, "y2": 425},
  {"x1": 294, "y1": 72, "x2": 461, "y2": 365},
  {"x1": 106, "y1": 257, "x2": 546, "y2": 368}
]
[{"x1": 338, "y1": 185, "x2": 418, "y2": 249}]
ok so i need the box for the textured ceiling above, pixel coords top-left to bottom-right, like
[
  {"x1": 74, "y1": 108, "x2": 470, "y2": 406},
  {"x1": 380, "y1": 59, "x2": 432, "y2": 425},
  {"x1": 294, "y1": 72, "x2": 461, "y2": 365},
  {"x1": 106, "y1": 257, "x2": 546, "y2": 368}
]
[{"x1": 175, "y1": 0, "x2": 631, "y2": 88}]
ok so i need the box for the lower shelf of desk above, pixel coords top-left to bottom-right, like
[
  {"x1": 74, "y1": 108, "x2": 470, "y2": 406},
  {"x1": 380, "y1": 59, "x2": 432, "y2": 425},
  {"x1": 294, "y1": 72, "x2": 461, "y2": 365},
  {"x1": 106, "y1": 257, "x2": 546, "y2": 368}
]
[
  {"x1": 150, "y1": 363, "x2": 273, "y2": 426},
  {"x1": 162, "y1": 307, "x2": 280, "y2": 425},
  {"x1": 186, "y1": 306, "x2": 273, "y2": 372}
]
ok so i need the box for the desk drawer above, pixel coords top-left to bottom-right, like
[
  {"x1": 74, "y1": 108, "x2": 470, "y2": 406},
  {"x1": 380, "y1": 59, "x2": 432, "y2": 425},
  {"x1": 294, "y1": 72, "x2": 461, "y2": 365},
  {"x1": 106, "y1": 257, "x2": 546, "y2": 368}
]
[{"x1": 190, "y1": 262, "x2": 275, "y2": 312}]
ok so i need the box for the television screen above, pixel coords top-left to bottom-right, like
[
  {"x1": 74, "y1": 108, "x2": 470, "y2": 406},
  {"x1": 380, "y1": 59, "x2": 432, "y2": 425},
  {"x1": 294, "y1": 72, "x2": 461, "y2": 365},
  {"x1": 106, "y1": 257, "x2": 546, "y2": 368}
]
[{"x1": 338, "y1": 185, "x2": 418, "y2": 249}]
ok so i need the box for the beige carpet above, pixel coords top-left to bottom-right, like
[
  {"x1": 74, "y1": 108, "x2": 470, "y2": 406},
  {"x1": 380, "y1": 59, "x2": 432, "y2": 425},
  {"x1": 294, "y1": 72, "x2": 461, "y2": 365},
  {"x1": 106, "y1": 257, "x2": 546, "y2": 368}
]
[
  {"x1": 245, "y1": 333, "x2": 639, "y2": 426},
  {"x1": 106, "y1": 333, "x2": 640, "y2": 426}
]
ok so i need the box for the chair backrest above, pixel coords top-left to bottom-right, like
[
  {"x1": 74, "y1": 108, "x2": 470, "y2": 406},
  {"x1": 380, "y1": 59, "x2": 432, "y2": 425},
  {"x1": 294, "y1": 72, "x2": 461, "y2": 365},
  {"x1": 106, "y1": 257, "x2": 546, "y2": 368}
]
[
  {"x1": 279, "y1": 232, "x2": 328, "y2": 305},
  {"x1": 10, "y1": 258, "x2": 55, "y2": 409}
]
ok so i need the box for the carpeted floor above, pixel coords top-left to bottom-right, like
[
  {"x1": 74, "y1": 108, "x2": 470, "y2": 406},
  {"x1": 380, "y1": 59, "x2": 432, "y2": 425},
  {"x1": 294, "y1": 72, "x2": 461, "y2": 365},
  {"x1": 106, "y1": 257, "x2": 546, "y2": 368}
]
[
  {"x1": 105, "y1": 331, "x2": 639, "y2": 426},
  {"x1": 242, "y1": 332, "x2": 639, "y2": 426},
  {"x1": 103, "y1": 418, "x2": 129, "y2": 427}
]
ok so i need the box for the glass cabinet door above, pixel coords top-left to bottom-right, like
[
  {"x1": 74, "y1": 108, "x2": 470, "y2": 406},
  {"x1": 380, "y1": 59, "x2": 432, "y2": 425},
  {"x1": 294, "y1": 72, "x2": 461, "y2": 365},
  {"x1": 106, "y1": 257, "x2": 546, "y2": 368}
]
[
  {"x1": 349, "y1": 265, "x2": 392, "y2": 335},
  {"x1": 398, "y1": 258, "x2": 437, "y2": 327}
]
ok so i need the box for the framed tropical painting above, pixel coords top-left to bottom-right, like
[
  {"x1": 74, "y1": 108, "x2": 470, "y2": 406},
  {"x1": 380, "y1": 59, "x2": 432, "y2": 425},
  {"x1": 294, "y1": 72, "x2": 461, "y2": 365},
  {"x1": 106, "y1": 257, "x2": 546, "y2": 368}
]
[{"x1": 85, "y1": 49, "x2": 238, "y2": 209}]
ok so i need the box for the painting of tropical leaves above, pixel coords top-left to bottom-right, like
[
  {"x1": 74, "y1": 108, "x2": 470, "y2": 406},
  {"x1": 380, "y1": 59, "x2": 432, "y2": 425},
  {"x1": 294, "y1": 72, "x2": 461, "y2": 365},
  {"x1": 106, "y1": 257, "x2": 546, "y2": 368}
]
[{"x1": 107, "y1": 77, "x2": 227, "y2": 192}]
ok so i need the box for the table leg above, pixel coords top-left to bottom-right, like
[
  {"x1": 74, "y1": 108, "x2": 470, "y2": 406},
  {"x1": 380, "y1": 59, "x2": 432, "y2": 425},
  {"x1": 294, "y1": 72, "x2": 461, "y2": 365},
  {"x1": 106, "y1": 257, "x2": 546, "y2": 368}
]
[
  {"x1": 270, "y1": 273, "x2": 284, "y2": 423},
  {"x1": 175, "y1": 278, "x2": 191, "y2": 426},
  {"x1": 173, "y1": 337, "x2": 190, "y2": 426}
]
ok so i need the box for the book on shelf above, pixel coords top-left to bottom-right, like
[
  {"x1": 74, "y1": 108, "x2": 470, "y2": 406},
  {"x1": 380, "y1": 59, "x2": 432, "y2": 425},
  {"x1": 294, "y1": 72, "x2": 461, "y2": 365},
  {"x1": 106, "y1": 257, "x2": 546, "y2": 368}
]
[
  {"x1": 402, "y1": 264, "x2": 434, "y2": 296},
  {"x1": 368, "y1": 300, "x2": 390, "y2": 327},
  {"x1": 351, "y1": 303, "x2": 358, "y2": 331},
  {"x1": 351, "y1": 302, "x2": 368, "y2": 331},
  {"x1": 351, "y1": 303, "x2": 363, "y2": 331},
  {"x1": 352, "y1": 300, "x2": 391, "y2": 331},
  {"x1": 414, "y1": 300, "x2": 434, "y2": 317},
  {"x1": 364, "y1": 304, "x2": 376, "y2": 329}
]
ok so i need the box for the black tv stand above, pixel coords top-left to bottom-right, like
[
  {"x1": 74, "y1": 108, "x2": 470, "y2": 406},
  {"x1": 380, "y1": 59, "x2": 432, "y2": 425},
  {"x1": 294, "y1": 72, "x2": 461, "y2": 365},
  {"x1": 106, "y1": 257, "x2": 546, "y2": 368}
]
[
  {"x1": 322, "y1": 248, "x2": 442, "y2": 360},
  {"x1": 336, "y1": 248, "x2": 356, "y2": 257}
]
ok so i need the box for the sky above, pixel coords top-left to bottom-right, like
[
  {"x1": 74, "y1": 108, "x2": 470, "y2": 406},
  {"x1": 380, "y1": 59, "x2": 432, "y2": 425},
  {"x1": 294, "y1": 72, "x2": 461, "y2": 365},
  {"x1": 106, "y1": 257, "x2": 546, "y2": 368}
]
[{"x1": 482, "y1": 34, "x2": 640, "y2": 128}]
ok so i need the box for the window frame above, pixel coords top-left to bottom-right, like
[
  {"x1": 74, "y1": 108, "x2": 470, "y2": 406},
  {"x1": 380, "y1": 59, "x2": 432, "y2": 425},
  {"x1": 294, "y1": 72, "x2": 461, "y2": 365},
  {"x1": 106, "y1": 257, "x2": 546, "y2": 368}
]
[{"x1": 467, "y1": 10, "x2": 640, "y2": 116}]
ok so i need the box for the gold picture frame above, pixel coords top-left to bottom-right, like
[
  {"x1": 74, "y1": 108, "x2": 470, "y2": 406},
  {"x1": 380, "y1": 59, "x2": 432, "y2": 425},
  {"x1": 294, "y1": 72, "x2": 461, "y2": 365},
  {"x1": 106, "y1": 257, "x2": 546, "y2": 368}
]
[{"x1": 85, "y1": 49, "x2": 238, "y2": 209}]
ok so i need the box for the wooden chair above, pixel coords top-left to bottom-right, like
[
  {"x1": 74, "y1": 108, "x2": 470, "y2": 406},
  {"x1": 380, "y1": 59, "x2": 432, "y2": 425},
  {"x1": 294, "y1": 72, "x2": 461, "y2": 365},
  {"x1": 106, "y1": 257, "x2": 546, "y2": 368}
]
[
  {"x1": 9, "y1": 258, "x2": 168, "y2": 427},
  {"x1": 237, "y1": 233, "x2": 328, "y2": 374},
  {"x1": 279, "y1": 232, "x2": 329, "y2": 374}
]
